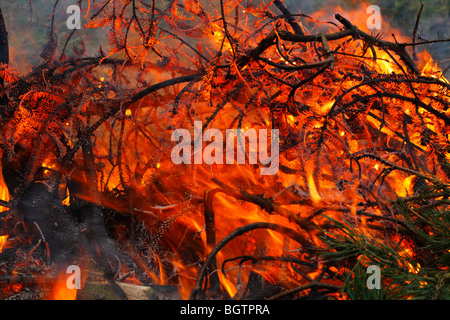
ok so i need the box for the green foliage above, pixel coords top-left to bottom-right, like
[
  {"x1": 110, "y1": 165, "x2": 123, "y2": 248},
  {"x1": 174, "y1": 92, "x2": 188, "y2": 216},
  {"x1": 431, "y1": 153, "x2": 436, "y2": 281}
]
[
  {"x1": 342, "y1": 261, "x2": 386, "y2": 300},
  {"x1": 321, "y1": 180, "x2": 450, "y2": 299}
]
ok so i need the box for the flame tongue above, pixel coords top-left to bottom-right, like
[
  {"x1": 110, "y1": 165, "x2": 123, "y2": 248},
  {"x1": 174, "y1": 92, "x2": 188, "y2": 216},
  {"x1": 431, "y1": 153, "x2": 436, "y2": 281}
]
[
  {"x1": 0, "y1": 0, "x2": 447, "y2": 301},
  {"x1": 305, "y1": 163, "x2": 322, "y2": 205},
  {"x1": 0, "y1": 235, "x2": 8, "y2": 253},
  {"x1": 49, "y1": 273, "x2": 77, "y2": 300}
]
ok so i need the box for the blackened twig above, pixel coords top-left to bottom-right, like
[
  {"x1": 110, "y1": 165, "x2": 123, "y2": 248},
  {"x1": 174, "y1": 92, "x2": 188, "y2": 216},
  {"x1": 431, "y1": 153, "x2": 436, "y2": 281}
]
[
  {"x1": 0, "y1": 199, "x2": 10, "y2": 208},
  {"x1": 61, "y1": 73, "x2": 203, "y2": 168},
  {"x1": 266, "y1": 281, "x2": 341, "y2": 300},
  {"x1": 0, "y1": 7, "x2": 9, "y2": 107},
  {"x1": 189, "y1": 222, "x2": 316, "y2": 299},
  {"x1": 0, "y1": 7, "x2": 9, "y2": 65},
  {"x1": 334, "y1": 14, "x2": 419, "y2": 75},
  {"x1": 221, "y1": 255, "x2": 317, "y2": 277},
  {"x1": 203, "y1": 189, "x2": 221, "y2": 293},
  {"x1": 412, "y1": 3, "x2": 424, "y2": 61},
  {"x1": 353, "y1": 153, "x2": 441, "y2": 184},
  {"x1": 273, "y1": 0, "x2": 304, "y2": 36}
]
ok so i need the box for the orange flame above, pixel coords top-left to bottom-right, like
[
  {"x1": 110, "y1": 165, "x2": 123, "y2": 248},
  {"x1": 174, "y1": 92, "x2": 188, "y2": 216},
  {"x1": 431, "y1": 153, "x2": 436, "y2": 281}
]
[
  {"x1": 305, "y1": 164, "x2": 322, "y2": 205},
  {"x1": 0, "y1": 163, "x2": 9, "y2": 213},
  {"x1": 1, "y1": 1, "x2": 445, "y2": 300},
  {"x1": 0, "y1": 235, "x2": 8, "y2": 253},
  {"x1": 48, "y1": 271, "x2": 78, "y2": 300}
]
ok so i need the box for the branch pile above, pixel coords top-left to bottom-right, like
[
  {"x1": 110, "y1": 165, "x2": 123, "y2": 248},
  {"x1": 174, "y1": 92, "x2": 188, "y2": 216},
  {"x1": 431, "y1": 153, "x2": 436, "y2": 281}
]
[{"x1": 0, "y1": 1, "x2": 449, "y2": 300}]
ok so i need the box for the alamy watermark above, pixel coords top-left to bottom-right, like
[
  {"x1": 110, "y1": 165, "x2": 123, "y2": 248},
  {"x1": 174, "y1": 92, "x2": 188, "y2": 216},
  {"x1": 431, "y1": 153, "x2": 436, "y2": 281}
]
[
  {"x1": 366, "y1": 265, "x2": 381, "y2": 290},
  {"x1": 66, "y1": 264, "x2": 81, "y2": 290},
  {"x1": 66, "y1": 5, "x2": 82, "y2": 30},
  {"x1": 171, "y1": 121, "x2": 280, "y2": 175},
  {"x1": 66, "y1": 4, "x2": 381, "y2": 31},
  {"x1": 367, "y1": 5, "x2": 381, "y2": 30}
]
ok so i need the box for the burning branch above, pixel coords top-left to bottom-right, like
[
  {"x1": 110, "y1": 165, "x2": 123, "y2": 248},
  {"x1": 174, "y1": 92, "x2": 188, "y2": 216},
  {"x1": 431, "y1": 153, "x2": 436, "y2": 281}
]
[
  {"x1": 0, "y1": 8, "x2": 8, "y2": 65},
  {"x1": 190, "y1": 221, "x2": 317, "y2": 300},
  {"x1": 0, "y1": 0, "x2": 449, "y2": 300}
]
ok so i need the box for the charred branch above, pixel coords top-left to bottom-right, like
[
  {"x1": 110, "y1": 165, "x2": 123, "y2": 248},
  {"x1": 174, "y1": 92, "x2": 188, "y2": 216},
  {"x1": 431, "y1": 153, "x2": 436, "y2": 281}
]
[
  {"x1": 0, "y1": 0, "x2": 449, "y2": 301},
  {"x1": 273, "y1": 0, "x2": 304, "y2": 36},
  {"x1": 0, "y1": 8, "x2": 8, "y2": 65},
  {"x1": 190, "y1": 222, "x2": 317, "y2": 300}
]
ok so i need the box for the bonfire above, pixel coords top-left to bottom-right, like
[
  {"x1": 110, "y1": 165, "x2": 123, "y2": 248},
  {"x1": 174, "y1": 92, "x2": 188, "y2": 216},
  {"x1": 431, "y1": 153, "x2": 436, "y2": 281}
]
[{"x1": 0, "y1": 0, "x2": 449, "y2": 300}]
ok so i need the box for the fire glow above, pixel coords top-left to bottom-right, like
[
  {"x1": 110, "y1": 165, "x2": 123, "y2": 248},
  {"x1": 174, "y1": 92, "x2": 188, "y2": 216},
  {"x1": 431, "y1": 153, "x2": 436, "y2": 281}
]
[
  {"x1": 0, "y1": 0, "x2": 449, "y2": 301},
  {"x1": 0, "y1": 235, "x2": 7, "y2": 253},
  {"x1": 171, "y1": 121, "x2": 280, "y2": 175}
]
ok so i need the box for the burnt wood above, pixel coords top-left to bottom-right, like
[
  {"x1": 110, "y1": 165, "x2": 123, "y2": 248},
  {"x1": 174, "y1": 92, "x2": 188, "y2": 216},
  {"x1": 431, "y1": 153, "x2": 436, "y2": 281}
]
[
  {"x1": 0, "y1": 8, "x2": 8, "y2": 65},
  {"x1": 17, "y1": 182, "x2": 80, "y2": 265}
]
